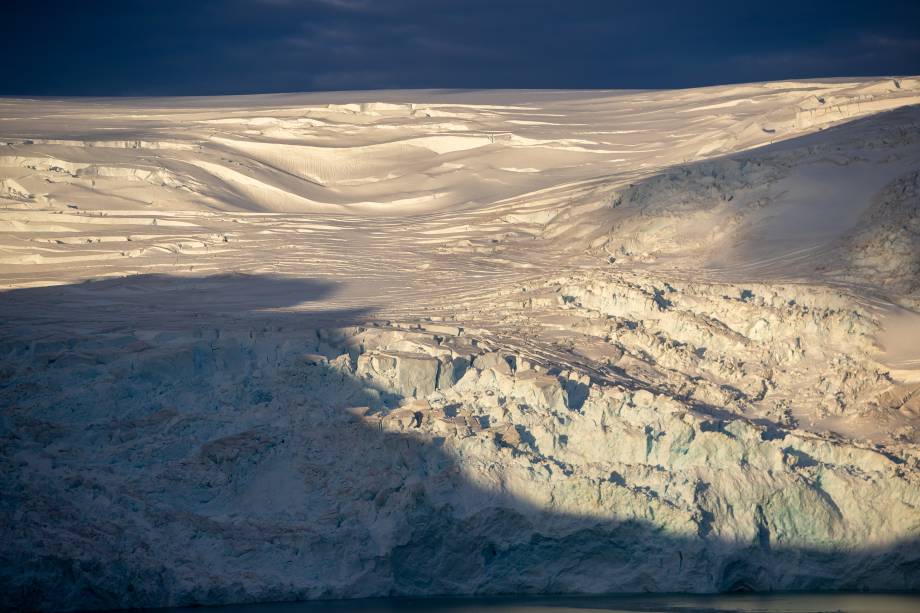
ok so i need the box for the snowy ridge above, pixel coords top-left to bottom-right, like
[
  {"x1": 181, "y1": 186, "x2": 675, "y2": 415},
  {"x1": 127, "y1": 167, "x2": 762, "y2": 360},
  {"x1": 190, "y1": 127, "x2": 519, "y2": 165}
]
[{"x1": 1, "y1": 78, "x2": 920, "y2": 610}]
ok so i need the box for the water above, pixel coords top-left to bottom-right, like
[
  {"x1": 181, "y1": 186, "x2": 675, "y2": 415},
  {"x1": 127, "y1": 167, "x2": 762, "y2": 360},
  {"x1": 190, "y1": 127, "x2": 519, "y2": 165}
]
[{"x1": 154, "y1": 593, "x2": 920, "y2": 613}]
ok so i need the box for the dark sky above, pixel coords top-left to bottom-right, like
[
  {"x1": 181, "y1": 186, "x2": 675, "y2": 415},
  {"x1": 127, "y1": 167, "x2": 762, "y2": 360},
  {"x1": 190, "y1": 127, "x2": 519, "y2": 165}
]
[{"x1": 3, "y1": 0, "x2": 920, "y2": 96}]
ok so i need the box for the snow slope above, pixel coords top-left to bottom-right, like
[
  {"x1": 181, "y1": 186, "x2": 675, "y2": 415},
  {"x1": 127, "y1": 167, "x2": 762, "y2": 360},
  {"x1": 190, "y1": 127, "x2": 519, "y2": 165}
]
[{"x1": 1, "y1": 78, "x2": 920, "y2": 610}]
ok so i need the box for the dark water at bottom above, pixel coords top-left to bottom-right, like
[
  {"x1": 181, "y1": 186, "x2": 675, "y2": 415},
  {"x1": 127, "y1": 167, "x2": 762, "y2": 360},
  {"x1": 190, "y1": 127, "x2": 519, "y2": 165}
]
[{"x1": 153, "y1": 593, "x2": 919, "y2": 613}]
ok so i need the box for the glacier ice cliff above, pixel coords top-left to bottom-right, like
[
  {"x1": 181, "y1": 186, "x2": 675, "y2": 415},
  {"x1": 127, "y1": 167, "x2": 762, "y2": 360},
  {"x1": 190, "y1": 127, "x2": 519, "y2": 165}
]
[{"x1": 1, "y1": 275, "x2": 918, "y2": 611}]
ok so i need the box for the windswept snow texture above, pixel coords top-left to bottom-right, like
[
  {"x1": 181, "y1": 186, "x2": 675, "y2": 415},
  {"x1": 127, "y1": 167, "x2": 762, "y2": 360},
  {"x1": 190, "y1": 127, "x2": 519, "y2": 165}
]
[{"x1": 2, "y1": 79, "x2": 920, "y2": 610}]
